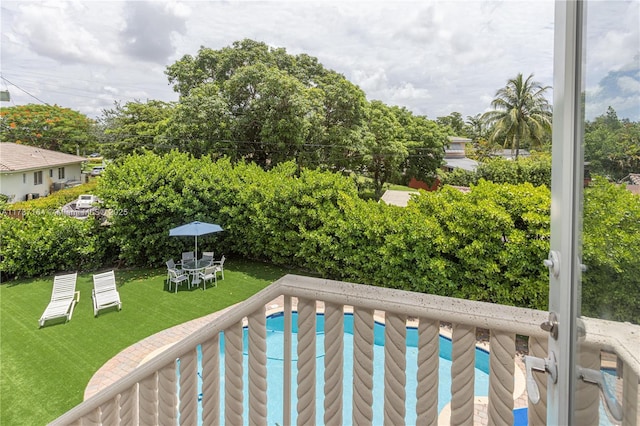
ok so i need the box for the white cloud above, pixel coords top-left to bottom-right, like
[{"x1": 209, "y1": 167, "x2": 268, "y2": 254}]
[
  {"x1": 10, "y1": 1, "x2": 118, "y2": 65},
  {"x1": 1, "y1": 0, "x2": 636, "y2": 121}
]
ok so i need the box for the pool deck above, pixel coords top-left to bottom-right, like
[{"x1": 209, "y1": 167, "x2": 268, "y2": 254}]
[{"x1": 85, "y1": 296, "x2": 529, "y2": 425}]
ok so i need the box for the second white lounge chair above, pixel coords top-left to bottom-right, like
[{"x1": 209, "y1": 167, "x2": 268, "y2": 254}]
[
  {"x1": 92, "y1": 270, "x2": 122, "y2": 317},
  {"x1": 39, "y1": 272, "x2": 79, "y2": 328}
]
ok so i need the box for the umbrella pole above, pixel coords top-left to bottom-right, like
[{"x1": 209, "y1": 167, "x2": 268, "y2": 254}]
[{"x1": 195, "y1": 234, "x2": 198, "y2": 261}]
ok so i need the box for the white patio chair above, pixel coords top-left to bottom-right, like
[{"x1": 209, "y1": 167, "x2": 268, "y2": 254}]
[
  {"x1": 198, "y1": 264, "x2": 218, "y2": 289},
  {"x1": 166, "y1": 259, "x2": 182, "y2": 283},
  {"x1": 92, "y1": 270, "x2": 122, "y2": 316},
  {"x1": 181, "y1": 251, "x2": 195, "y2": 264},
  {"x1": 212, "y1": 255, "x2": 226, "y2": 280},
  {"x1": 168, "y1": 268, "x2": 190, "y2": 293},
  {"x1": 200, "y1": 251, "x2": 214, "y2": 265},
  {"x1": 39, "y1": 272, "x2": 79, "y2": 327}
]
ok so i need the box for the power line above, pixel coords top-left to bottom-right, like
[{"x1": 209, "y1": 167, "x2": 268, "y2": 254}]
[{"x1": 0, "y1": 76, "x2": 50, "y2": 106}]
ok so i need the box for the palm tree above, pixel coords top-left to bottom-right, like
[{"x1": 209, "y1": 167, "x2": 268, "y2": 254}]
[{"x1": 482, "y1": 73, "x2": 552, "y2": 159}]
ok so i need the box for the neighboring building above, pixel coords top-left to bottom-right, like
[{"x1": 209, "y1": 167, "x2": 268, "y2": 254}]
[
  {"x1": 499, "y1": 148, "x2": 530, "y2": 159},
  {"x1": 442, "y1": 136, "x2": 479, "y2": 172},
  {"x1": 0, "y1": 143, "x2": 86, "y2": 203}
]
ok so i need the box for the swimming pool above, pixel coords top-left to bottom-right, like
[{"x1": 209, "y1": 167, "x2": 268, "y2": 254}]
[{"x1": 191, "y1": 312, "x2": 492, "y2": 425}]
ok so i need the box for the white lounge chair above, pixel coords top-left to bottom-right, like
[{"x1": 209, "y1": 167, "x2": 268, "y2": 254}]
[
  {"x1": 92, "y1": 270, "x2": 122, "y2": 316},
  {"x1": 39, "y1": 272, "x2": 79, "y2": 327}
]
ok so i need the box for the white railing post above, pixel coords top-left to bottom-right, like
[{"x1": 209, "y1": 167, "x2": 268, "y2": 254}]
[
  {"x1": 352, "y1": 307, "x2": 374, "y2": 425},
  {"x1": 248, "y1": 306, "x2": 268, "y2": 426},
  {"x1": 179, "y1": 348, "x2": 198, "y2": 425},
  {"x1": 324, "y1": 302, "x2": 344, "y2": 426},
  {"x1": 384, "y1": 313, "x2": 407, "y2": 425},
  {"x1": 139, "y1": 371, "x2": 158, "y2": 424},
  {"x1": 416, "y1": 318, "x2": 439, "y2": 424},
  {"x1": 450, "y1": 323, "x2": 476, "y2": 424},
  {"x1": 201, "y1": 335, "x2": 219, "y2": 426},
  {"x1": 283, "y1": 296, "x2": 293, "y2": 426},
  {"x1": 158, "y1": 361, "x2": 178, "y2": 425},
  {"x1": 575, "y1": 347, "x2": 601, "y2": 424},
  {"x1": 528, "y1": 336, "x2": 548, "y2": 425},
  {"x1": 296, "y1": 298, "x2": 317, "y2": 425},
  {"x1": 487, "y1": 331, "x2": 515, "y2": 424},
  {"x1": 622, "y1": 365, "x2": 638, "y2": 426},
  {"x1": 224, "y1": 321, "x2": 244, "y2": 425}
]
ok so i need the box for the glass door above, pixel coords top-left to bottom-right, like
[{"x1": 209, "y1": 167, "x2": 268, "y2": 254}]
[{"x1": 549, "y1": 1, "x2": 639, "y2": 424}]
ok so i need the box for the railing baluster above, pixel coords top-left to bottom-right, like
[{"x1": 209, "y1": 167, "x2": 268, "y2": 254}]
[
  {"x1": 225, "y1": 321, "x2": 244, "y2": 425},
  {"x1": 528, "y1": 336, "x2": 548, "y2": 425},
  {"x1": 622, "y1": 363, "x2": 638, "y2": 426},
  {"x1": 249, "y1": 306, "x2": 268, "y2": 426},
  {"x1": 297, "y1": 297, "x2": 317, "y2": 425},
  {"x1": 450, "y1": 323, "x2": 476, "y2": 425},
  {"x1": 487, "y1": 330, "x2": 515, "y2": 425},
  {"x1": 575, "y1": 347, "x2": 600, "y2": 424},
  {"x1": 179, "y1": 349, "x2": 198, "y2": 426},
  {"x1": 158, "y1": 360, "x2": 178, "y2": 425},
  {"x1": 84, "y1": 406, "x2": 100, "y2": 425},
  {"x1": 119, "y1": 385, "x2": 136, "y2": 425},
  {"x1": 352, "y1": 307, "x2": 374, "y2": 425},
  {"x1": 99, "y1": 399, "x2": 117, "y2": 426},
  {"x1": 201, "y1": 335, "x2": 219, "y2": 426},
  {"x1": 324, "y1": 302, "x2": 344, "y2": 426},
  {"x1": 139, "y1": 371, "x2": 158, "y2": 425},
  {"x1": 384, "y1": 313, "x2": 407, "y2": 426},
  {"x1": 416, "y1": 318, "x2": 439, "y2": 425},
  {"x1": 283, "y1": 296, "x2": 293, "y2": 426}
]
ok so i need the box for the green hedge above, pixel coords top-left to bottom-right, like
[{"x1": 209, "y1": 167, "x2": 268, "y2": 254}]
[
  {"x1": 93, "y1": 151, "x2": 551, "y2": 310},
  {"x1": 2, "y1": 151, "x2": 637, "y2": 322},
  {"x1": 441, "y1": 155, "x2": 552, "y2": 188},
  {"x1": 0, "y1": 213, "x2": 105, "y2": 278}
]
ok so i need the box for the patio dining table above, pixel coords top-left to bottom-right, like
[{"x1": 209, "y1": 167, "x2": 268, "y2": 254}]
[{"x1": 181, "y1": 259, "x2": 212, "y2": 286}]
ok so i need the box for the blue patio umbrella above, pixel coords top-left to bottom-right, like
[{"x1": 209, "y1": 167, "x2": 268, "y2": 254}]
[{"x1": 169, "y1": 221, "x2": 223, "y2": 261}]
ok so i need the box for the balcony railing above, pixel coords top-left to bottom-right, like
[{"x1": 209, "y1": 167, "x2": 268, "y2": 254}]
[{"x1": 50, "y1": 274, "x2": 639, "y2": 425}]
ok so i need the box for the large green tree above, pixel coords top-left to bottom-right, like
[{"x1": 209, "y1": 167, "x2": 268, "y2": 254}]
[
  {"x1": 394, "y1": 107, "x2": 448, "y2": 186},
  {"x1": 361, "y1": 101, "x2": 407, "y2": 198},
  {"x1": 0, "y1": 104, "x2": 95, "y2": 154},
  {"x1": 164, "y1": 40, "x2": 370, "y2": 171},
  {"x1": 482, "y1": 73, "x2": 552, "y2": 158},
  {"x1": 584, "y1": 107, "x2": 640, "y2": 181},
  {"x1": 97, "y1": 100, "x2": 175, "y2": 159}
]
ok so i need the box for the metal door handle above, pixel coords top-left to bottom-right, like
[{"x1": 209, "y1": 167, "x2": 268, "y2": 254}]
[{"x1": 578, "y1": 367, "x2": 623, "y2": 422}]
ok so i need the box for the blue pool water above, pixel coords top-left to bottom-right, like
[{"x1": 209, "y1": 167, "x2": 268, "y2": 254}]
[{"x1": 191, "y1": 312, "x2": 494, "y2": 425}]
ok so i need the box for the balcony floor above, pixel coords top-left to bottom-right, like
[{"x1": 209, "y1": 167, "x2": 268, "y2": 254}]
[{"x1": 85, "y1": 297, "x2": 530, "y2": 425}]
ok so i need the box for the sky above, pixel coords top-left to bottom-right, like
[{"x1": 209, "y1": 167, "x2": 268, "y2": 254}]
[{"x1": 1, "y1": 0, "x2": 638, "y2": 122}]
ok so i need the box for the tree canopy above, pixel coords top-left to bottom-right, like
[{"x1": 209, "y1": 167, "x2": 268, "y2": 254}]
[
  {"x1": 161, "y1": 39, "x2": 447, "y2": 190},
  {"x1": 0, "y1": 104, "x2": 95, "y2": 154},
  {"x1": 482, "y1": 73, "x2": 552, "y2": 159}
]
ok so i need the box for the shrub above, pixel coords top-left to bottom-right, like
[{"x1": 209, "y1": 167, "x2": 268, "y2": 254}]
[{"x1": 0, "y1": 212, "x2": 104, "y2": 278}]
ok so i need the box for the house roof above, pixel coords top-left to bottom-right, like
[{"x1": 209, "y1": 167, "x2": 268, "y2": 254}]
[
  {"x1": 0, "y1": 143, "x2": 86, "y2": 172},
  {"x1": 444, "y1": 157, "x2": 479, "y2": 171}
]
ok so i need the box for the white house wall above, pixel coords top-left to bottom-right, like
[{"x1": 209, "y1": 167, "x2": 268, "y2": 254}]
[{"x1": 0, "y1": 163, "x2": 83, "y2": 203}]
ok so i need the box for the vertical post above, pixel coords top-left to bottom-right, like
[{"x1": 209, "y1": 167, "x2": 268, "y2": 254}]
[
  {"x1": 549, "y1": 1, "x2": 585, "y2": 424},
  {"x1": 450, "y1": 323, "x2": 476, "y2": 424},
  {"x1": 352, "y1": 307, "x2": 374, "y2": 425},
  {"x1": 283, "y1": 296, "x2": 292, "y2": 426},
  {"x1": 324, "y1": 303, "x2": 344, "y2": 426},
  {"x1": 296, "y1": 298, "x2": 317, "y2": 425}
]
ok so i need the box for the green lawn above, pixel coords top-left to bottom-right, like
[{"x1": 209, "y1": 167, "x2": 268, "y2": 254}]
[{"x1": 0, "y1": 259, "x2": 290, "y2": 425}]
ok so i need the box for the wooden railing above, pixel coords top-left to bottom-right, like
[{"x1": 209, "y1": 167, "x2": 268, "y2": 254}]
[{"x1": 50, "y1": 274, "x2": 640, "y2": 425}]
